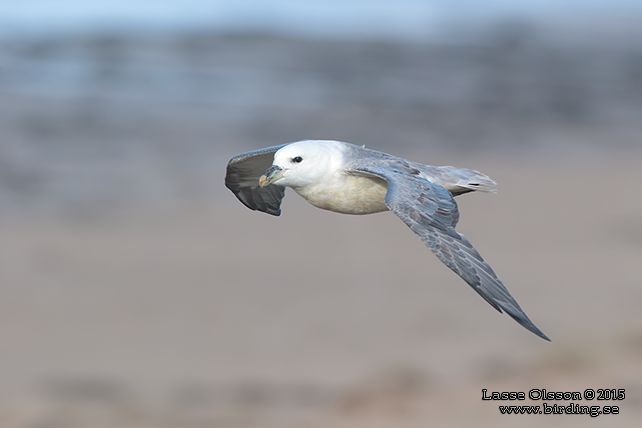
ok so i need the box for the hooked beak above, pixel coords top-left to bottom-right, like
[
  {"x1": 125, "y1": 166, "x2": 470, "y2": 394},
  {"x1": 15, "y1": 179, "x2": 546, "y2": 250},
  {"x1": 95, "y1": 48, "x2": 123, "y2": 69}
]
[{"x1": 258, "y1": 165, "x2": 284, "y2": 187}]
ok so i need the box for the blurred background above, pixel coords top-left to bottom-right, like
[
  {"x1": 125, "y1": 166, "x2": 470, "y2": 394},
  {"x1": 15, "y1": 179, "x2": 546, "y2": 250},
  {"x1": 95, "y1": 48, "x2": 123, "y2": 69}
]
[{"x1": 1, "y1": 1, "x2": 641, "y2": 427}]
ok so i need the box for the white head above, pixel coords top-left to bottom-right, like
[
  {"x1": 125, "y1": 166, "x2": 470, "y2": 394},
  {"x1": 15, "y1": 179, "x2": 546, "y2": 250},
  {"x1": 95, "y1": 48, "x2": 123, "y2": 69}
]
[{"x1": 259, "y1": 140, "x2": 346, "y2": 188}]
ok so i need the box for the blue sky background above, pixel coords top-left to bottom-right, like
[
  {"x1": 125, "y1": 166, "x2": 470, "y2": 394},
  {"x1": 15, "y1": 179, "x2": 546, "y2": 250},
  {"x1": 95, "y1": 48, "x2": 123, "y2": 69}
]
[{"x1": 1, "y1": 0, "x2": 641, "y2": 37}]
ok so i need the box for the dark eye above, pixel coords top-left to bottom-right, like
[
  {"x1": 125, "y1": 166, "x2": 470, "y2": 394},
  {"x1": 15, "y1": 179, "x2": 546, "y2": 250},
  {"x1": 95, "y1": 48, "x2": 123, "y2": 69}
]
[{"x1": 291, "y1": 156, "x2": 303, "y2": 163}]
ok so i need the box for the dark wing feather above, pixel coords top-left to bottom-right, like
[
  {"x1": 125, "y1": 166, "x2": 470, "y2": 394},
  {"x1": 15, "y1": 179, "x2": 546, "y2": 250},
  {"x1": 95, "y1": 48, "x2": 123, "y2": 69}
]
[
  {"x1": 349, "y1": 164, "x2": 549, "y2": 341},
  {"x1": 225, "y1": 145, "x2": 287, "y2": 216}
]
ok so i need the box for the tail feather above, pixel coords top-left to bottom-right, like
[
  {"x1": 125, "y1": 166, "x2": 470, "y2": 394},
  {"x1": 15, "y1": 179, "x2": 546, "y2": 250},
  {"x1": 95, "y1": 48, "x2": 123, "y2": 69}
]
[{"x1": 429, "y1": 166, "x2": 498, "y2": 196}]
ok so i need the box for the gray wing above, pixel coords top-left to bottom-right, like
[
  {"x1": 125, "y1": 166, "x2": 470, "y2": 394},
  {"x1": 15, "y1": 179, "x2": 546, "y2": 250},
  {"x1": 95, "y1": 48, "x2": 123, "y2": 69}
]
[
  {"x1": 225, "y1": 145, "x2": 287, "y2": 216},
  {"x1": 349, "y1": 163, "x2": 549, "y2": 341}
]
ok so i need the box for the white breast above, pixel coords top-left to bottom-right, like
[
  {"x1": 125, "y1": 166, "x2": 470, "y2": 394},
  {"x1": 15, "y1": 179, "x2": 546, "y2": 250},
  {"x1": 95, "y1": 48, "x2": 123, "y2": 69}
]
[{"x1": 292, "y1": 174, "x2": 388, "y2": 215}]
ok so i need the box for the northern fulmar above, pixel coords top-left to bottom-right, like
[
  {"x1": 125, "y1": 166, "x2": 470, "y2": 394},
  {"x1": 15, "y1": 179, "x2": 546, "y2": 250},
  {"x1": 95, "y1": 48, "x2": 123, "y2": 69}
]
[{"x1": 225, "y1": 140, "x2": 549, "y2": 341}]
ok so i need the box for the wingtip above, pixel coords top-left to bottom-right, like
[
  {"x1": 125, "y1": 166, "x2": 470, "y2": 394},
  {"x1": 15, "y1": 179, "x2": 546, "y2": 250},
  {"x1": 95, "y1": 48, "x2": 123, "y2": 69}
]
[
  {"x1": 500, "y1": 303, "x2": 551, "y2": 341},
  {"x1": 533, "y1": 328, "x2": 551, "y2": 342},
  {"x1": 521, "y1": 319, "x2": 551, "y2": 342}
]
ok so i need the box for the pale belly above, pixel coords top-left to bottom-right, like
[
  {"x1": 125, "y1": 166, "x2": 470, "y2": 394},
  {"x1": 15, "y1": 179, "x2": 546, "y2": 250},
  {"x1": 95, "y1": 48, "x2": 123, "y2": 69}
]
[{"x1": 293, "y1": 175, "x2": 389, "y2": 215}]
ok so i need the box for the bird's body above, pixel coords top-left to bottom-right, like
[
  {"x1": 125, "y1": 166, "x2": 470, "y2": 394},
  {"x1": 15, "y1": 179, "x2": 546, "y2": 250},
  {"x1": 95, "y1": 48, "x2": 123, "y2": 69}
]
[
  {"x1": 225, "y1": 140, "x2": 549, "y2": 341},
  {"x1": 267, "y1": 140, "x2": 495, "y2": 215},
  {"x1": 293, "y1": 172, "x2": 389, "y2": 214}
]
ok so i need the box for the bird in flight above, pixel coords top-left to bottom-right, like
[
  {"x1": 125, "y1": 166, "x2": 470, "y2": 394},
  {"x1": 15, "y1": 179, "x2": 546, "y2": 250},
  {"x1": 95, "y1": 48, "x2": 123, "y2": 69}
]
[{"x1": 225, "y1": 140, "x2": 549, "y2": 340}]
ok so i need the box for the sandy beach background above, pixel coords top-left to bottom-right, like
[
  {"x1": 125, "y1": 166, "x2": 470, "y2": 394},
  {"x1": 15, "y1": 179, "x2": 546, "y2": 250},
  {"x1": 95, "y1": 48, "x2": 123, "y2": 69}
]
[{"x1": 1, "y1": 3, "x2": 642, "y2": 426}]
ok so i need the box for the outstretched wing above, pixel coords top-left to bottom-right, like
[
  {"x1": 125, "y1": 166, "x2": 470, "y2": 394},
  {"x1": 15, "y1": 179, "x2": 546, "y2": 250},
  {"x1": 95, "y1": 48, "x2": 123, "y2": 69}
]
[
  {"x1": 225, "y1": 145, "x2": 287, "y2": 216},
  {"x1": 349, "y1": 163, "x2": 549, "y2": 341}
]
